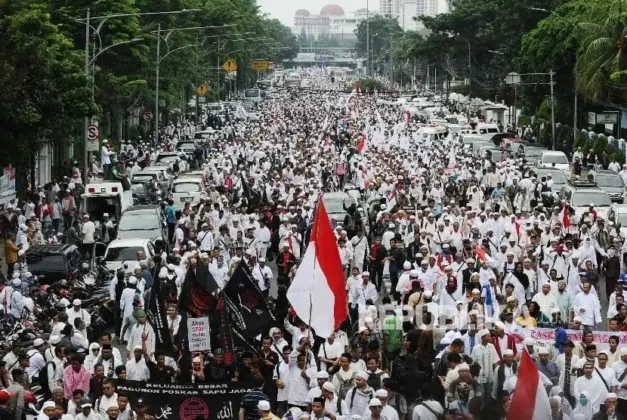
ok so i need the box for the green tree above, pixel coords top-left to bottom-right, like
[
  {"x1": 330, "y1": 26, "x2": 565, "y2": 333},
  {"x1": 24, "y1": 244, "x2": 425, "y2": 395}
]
[
  {"x1": 576, "y1": 0, "x2": 627, "y2": 104},
  {"x1": 0, "y1": 0, "x2": 95, "y2": 189},
  {"x1": 354, "y1": 15, "x2": 403, "y2": 63}
]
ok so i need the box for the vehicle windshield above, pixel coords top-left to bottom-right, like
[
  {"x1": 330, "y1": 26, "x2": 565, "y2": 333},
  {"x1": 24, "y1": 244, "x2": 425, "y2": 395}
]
[
  {"x1": 176, "y1": 143, "x2": 195, "y2": 151},
  {"x1": 537, "y1": 170, "x2": 567, "y2": 185},
  {"x1": 525, "y1": 149, "x2": 545, "y2": 158},
  {"x1": 132, "y1": 175, "x2": 154, "y2": 183},
  {"x1": 26, "y1": 254, "x2": 66, "y2": 272},
  {"x1": 572, "y1": 192, "x2": 612, "y2": 207},
  {"x1": 130, "y1": 184, "x2": 145, "y2": 193},
  {"x1": 596, "y1": 175, "x2": 624, "y2": 188},
  {"x1": 119, "y1": 215, "x2": 159, "y2": 231},
  {"x1": 543, "y1": 154, "x2": 569, "y2": 165},
  {"x1": 157, "y1": 155, "x2": 178, "y2": 163},
  {"x1": 173, "y1": 182, "x2": 201, "y2": 193},
  {"x1": 617, "y1": 213, "x2": 627, "y2": 226},
  {"x1": 105, "y1": 246, "x2": 145, "y2": 262},
  {"x1": 322, "y1": 196, "x2": 355, "y2": 213}
]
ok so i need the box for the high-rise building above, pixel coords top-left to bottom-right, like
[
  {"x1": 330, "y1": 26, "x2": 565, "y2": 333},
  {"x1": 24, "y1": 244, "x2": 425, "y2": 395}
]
[{"x1": 292, "y1": 4, "x2": 368, "y2": 40}]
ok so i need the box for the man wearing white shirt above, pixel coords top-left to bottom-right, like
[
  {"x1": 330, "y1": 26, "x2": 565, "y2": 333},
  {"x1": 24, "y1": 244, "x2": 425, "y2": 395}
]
[
  {"x1": 66, "y1": 299, "x2": 92, "y2": 333},
  {"x1": 101, "y1": 140, "x2": 114, "y2": 179},
  {"x1": 125, "y1": 345, "x2": 150, "y2": 381},
  {"x1": 251, "y1": 258, "x2": 273, "y2": 297},
  {"x1": 573, "y1": 282, "x2": 602, "y2": 327},
  {"x1": 94, "y1": 378, "x2": 118, "y2": 417},
  {"x1": 81, "y1": 214, "x2": 96, "y2": 258},
  {"x1": 26, "y1": 338, "x2": 47, "y2": 381},
  {"x1": 349, "y1": 273, "x2": 378, "y2": 312},
  {"x1": 362, "y1": 389, "x2": 399, "y2": 420},
  {"x1": 197, "y1": 223, "x2": 215, "y2": 252},
  {"x1": 318, "y1": 332, "x2": 344, "y2": 372},
  {"x1": 532, "y1": 283, "x2": 559, "y2": 315},
  {"x1": 574, "y1": 361, "x2": 608, "y2": 414},
  {"x1": 256, "y1": 221, "x2": 272, "y2": 260},
  {"x1": 611, "y1": 348, "x2": 627, "y2": 414}
]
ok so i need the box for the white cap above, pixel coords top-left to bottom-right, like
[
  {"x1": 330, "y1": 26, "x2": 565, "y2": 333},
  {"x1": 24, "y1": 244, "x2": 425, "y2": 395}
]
[
  {"x1": 258, "y1": 401, "x2": 271, "y2": 411},
  {"x1": 503, "y1": 349, "x2": 514, "y2": 356},
  {"x1": 33, "y1": 338, "x2": 45, "y2": 347},
  {"x1": 259, "y1": 257, "x2": 266, "y2": 262},
  {"x1": 374, "y1": 389, "x2": 388, "y2": 398},
  {"x1": 458, "y1": 363, "x2": 470, "y2": 371},
  {"x1": 403, "y1": 261, "x2": 411, "y2": 270},
  {"x1": 606, "y1": 393, "x2": 618, "y2": 401},
  {"x1": 41, "y1": 401, "x2": 56, "y2": 411},
  {"x1": 356, "y1": 371, "x2": 369, "y2": 380},
  {"x1": 478, "y1": 329, "x2": 490, "y2": 337},
  {"x1": 73, "y1": 299, "x2": 81, "y2": 306},
  {"x1": 538, "y1": 348, "x2": 550, "y2": 355},
  {"x1": 322, "y1": 382, "x2": 335, "y2": 392},
  {"x1": 424, "y1": 290, "x2": 433, "y2": 298},
  {"x1": 523, "y1": 337, "x2": 536, "y2": 346},
  {"x1": 369, "y1": 398, "x2": 382, "y2": 407},
  {"x1": 316, "y1": 371, "x2": 329, "y2": 379}
]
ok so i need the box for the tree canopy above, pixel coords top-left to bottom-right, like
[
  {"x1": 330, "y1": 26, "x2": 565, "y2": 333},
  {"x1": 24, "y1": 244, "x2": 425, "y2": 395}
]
[{"x1": 0, "y1": 0, "x2": 297, "y2": 173}]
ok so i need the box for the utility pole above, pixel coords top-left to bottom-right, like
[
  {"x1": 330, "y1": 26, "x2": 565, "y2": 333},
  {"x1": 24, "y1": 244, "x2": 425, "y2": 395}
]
[
  {"x1": 550, "y1": 69, "x2": 556, "y2": 150},
  {"x1": 573, "y1": 76, "x2": 578, "y2": 144},
  {"x1": 83, "y1": 8, "x2": 90, "y2": 185},
  {"x1": 366, "y1": 0, "x2": 370, "y2": 77},
  {"x1": 154, "y1": 23, "x2": 161, "y2": 146}
]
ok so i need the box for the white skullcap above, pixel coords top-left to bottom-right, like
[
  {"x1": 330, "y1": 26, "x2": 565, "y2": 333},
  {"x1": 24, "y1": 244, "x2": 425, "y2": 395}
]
[
  {"x1": 503, "y1": 349, "x2": 514, "y2": 356},
  {"x1": 316, "y1": 371, "x2": 329, "y2": 379},
  {"x1": 258, "y1": 401, "x2": 271, "y2": 410},
  {"x1": 374, "y1": 389, "x2": 388, "y2": 398},
  {"x1": 523, "y1": 337, "x2": 536, "y2": 346},
  {"x1": 458, "y1": 363, "x2": 470, "y2": 371},
  {"x1": 356, "y1": 371, "x2": 369, "y2": 380}
]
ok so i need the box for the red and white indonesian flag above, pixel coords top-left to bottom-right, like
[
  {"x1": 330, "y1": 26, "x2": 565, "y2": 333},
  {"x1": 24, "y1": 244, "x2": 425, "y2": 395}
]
[
  {"x1": 357, "y1": 134, "x2": 367, "y2": 153},
  {"x1": 559, "y1": 202, "x2": 571, "y2": 228},
  {"x1": 387, "y1": 190, "x2": 397, "y2": 210},
  {"x1": 507, "y1": 349, "x2": 551, "y2": 420},
  {"x1": 286, "y1": 201, "x2": 347, "y2": 338}
]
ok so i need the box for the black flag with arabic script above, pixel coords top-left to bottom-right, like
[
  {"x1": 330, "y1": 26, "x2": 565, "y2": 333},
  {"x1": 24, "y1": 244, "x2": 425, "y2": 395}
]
[
  {"x1": 148, "y1": 269, "x2": 176, "y2": 358},
  {"x1": 223, "y1": 261, "x2": 275, "y2": 337},
  {"x1": 240, "y1": 174, "x2": 262, "y2": 208}
]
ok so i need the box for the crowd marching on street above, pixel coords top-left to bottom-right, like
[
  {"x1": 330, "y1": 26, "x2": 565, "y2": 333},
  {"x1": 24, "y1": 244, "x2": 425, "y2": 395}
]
[{"x1": 2, "y1": 72, "x2": 627, "y2": 420}]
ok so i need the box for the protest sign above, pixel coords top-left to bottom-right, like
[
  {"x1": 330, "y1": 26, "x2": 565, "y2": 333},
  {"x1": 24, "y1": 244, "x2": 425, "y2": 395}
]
[
  {"x1": 187, "y1": 317, "x2": 210, "y2": 352},
  {"x1": 114, "y1": 381, "x2": 254, "y2": 420},
  {"x1": 513, "y1": 327, "x2": 626, "y2": 351}
]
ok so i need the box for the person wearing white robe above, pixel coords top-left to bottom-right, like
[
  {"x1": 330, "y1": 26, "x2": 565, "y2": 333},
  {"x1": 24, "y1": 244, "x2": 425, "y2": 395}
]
[
  {"x1": 126, "y1": 314, "x2": 155, "y2": 358},
  {"x1": 572, "y1": 283, "x2": 602, "y2": 327},
  {"x1": 470, "y1": 329, "x2": 500, "y2": 397},
  {"x1": 351, "y1": 232, "x2": 368, "y2": 272},
  {"x1": 574, "y1": 362, "x2": 608, "y2": 415},
  {"x1": 532, "y1": 283, "x2": 559, "y2": 316}
]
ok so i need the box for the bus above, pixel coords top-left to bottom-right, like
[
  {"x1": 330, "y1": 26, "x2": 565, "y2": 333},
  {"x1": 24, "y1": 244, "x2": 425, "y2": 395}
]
[
  {"x1": 285, "y1": 72, "x2": 301, "y2": 88},
  {"x1": 244, "y1": 88, "x2": 261, "y2": 104}
]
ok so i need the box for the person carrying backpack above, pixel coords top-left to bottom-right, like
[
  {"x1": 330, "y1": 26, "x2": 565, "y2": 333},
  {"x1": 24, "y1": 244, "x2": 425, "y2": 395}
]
[{"x1": 346, "y1": 371, "x2": 375, "y2": 417}]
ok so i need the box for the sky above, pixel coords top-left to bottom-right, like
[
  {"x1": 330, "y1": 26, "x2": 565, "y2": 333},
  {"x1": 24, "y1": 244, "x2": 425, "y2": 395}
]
[{"x1": 257, "y1": 0, "x2": 371, "y2": 26}]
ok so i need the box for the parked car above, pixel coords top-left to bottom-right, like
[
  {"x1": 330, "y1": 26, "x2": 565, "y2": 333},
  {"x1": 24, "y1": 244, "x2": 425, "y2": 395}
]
[
  {"x1": 537, "y1": 151, "x2": 571, "y2": 176},
  {"x1": 26, "y1": 245, "x2": 85, "y2": 284},
  {"x1": 130, "y1": 181, "x2": 158, "y2": 205},
  {"x1": 588, "y1": 169, "x2": 626, "y2": 203},
  {"x1": 116, "y1": 205, "x2": 167, "y2": 242},
  {"x1": 103, "y1": 238, "x2": 155, "y2": 273}
]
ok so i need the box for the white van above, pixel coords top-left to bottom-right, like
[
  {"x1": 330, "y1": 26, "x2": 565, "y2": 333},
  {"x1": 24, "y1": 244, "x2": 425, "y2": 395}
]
[
  {"x1": 538, "y1": 151, "x2": 571, "y2": 177},
  {"x1": 170, "y1": 178, "x2": 204, "y2": 209},
  {"x1": 476, "y1": 123, "x2": 499, "y2": 134},
  {"x1": 285, "y1": 72, "x2": 301, "y2": 88}
]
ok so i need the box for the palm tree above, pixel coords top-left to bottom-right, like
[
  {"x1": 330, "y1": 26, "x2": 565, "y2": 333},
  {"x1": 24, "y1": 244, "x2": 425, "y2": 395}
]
[{"x1": 576, "y1": 0, "x2": 627, "y2": 103}]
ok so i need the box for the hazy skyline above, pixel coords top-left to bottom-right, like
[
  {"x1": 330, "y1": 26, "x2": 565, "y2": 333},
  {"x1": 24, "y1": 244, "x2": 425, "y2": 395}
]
[{"x1": 257, "y1": 0, "x2": 371, "y2": 26}]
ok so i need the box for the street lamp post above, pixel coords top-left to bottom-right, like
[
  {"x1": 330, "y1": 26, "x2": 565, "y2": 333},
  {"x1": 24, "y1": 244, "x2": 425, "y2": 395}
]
[
  {"x1": 79, "y1": 8, "x2": 200, "y2": 182},
  {"x1": 366, "y1": 0, "x2": 370, "y2": 77},
  {"x1": 153, "y1": 24, "x2": 234, "y2": 145}
]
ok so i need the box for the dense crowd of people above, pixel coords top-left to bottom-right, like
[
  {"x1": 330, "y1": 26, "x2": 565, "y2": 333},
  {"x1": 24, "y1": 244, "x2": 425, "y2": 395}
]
[{"x1": 1, "y1": 73, "x2": 627, "y2": 420}]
